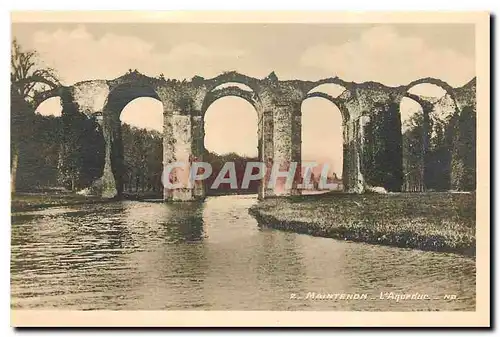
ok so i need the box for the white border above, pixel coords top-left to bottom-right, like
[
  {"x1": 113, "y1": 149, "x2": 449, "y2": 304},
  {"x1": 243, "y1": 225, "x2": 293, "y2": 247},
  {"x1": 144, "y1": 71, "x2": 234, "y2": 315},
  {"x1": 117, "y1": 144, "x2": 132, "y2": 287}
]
[{"x1": 3, "y1": 2, "x2": 496, "y2": 334}]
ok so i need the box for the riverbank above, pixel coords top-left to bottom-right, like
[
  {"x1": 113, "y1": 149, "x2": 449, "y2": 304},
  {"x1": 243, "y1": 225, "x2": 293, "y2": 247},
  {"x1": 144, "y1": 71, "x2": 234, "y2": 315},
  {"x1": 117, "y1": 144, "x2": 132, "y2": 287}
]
[
  {"x1": 249, "y1": 192, "x2": 476, "y2": 256},
  {"x1": 11, "y1": 192, "x2": 112, "y2": 212},
  {"x1": 11, "y1": 190, "x2": 170, "y2": 212}
]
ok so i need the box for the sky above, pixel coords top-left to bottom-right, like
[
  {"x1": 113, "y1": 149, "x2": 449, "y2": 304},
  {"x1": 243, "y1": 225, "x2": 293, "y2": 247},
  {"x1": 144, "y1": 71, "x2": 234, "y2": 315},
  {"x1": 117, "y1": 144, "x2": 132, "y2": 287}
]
[{"x1": 12, "y1": 22, "x2": 475, "y2": 176}]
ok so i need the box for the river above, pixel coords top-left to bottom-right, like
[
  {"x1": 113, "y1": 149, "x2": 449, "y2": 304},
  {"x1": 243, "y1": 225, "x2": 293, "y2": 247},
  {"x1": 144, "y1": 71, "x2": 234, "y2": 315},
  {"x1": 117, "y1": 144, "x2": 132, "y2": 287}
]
[{"x1": 11, "y1": 195, "x2": 475, "y2": 311}]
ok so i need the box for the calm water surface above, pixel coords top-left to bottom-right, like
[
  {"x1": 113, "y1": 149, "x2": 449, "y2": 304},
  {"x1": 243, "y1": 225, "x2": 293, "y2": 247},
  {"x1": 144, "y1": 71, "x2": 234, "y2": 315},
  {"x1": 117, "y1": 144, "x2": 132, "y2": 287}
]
[{"x1": 11, "y1": 195, "x2": 475, "y2": 310}]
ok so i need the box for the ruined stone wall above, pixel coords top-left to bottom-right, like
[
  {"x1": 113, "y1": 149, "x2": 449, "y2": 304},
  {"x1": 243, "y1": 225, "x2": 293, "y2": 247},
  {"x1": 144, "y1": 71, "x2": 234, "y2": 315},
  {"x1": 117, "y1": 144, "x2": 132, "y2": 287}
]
[
  {"x1": 260, "y1": 110, "x2": 274, "y2": 199},
  {"x1": 269, "y1": 104, "x2": 294, "y2": 195},
  {"x1": 60, "y1": 71, "x2": 476, "y2": 200},
  {"x1": 343, "y1": 119, "x2": 364, "y2": 193},
  {"x1": 61, "y1": 81, "x2": 118, "y2": 197},
  {"x1": 343, "y1": 85, "x2": 405, "y2": 192},
  {"x1": 170, "y1": 110, "x2": 193, "y2": 200},
  {"x1": 72, "y1": 81, "x2": 110, "y2": 117},
  {"x1": 58, "y1": 87, "x2": 105, "y2": 192},
  {"x1": 398, "y1": 79, "x2": 476, "y2": 192}
]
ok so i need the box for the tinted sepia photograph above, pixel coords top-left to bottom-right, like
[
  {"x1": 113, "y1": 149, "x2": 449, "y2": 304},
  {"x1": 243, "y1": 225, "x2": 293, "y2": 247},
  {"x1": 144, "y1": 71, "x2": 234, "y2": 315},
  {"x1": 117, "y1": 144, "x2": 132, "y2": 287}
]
[{"x1": 10, "y1": 11, "x2": 489, "y2": 327}]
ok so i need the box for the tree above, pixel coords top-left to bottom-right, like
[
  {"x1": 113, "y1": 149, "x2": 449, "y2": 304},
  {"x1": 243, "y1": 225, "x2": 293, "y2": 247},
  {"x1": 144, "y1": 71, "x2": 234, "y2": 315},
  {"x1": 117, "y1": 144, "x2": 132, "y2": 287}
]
[
  {"x1": 121, "y1": 124, "x2": 163, "y2": 196},
  {"x1": 15, "y1": 114, "x2": 63, "y2": 191},
  {"x1": 362, "y1": 102, "x2": 403, "y2": 192},
  {"x1": 11, "y1": 39, "x2": 59, "y2": 193},
  {"x1": 401, "y1": 113, "x2": 425, "y2": 192},
  {"x1": 451, "y1": 105, "x2": 476, "y2": 191}
]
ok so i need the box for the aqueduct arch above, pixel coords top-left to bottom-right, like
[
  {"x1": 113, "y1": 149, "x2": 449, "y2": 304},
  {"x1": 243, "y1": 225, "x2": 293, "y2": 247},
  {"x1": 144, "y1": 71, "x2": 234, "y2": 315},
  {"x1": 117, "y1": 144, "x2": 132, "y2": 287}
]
[
  {"x1": 53, "y1": 71, "x2": 476, "y2": 201},
  {"x1": 101, "y1": 81, "x2": 163, "y2": 197},
  {"x1": 199, "y1": 84, "x2": 262, "y2": 197},
  {"x1": 299, "y1": 84, "x2": 348, "y2": 193},
  {"x1": 400, "y1": 80, "x2": 462, "y2": 192}
]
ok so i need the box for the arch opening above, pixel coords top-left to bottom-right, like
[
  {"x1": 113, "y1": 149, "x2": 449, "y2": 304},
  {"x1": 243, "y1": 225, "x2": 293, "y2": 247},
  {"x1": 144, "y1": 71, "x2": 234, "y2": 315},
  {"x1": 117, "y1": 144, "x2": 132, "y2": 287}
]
[
  {"x1": 118, "y1": 96, "x2": 164, "y2": 198},
  {"x1": 304, "y1": 84, "x2": 349, "y2": 124},
  {"x1": 399, "y1": 92, "x2": 456, "y2": 192},
  {"x1": 35, "y1": 96, "x2": 62, "y2": 117},
  {"x1": 300, "y1": 96, "x2": 344, "y2": 195},
  {"x1": 211, "y1": 82, "x2": 253, "y2": 92},
  {"x1": 203, "y1": 96, "x2": 259, "y2": 196},
  {"x1": 306, "y1": 83, "x2": 347, "y2": 98},
  {"x1": 407, "y1": 83, "x2": 447, "y2": 98},
  {"x1": 400, "y1": 96, "x2": 426, "y2": 192}
]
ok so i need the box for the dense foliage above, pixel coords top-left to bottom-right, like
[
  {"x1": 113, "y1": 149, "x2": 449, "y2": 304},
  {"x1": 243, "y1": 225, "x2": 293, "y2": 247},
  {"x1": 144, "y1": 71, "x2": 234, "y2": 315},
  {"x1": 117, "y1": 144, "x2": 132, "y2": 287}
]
[
  {"x1": 16, "y1": 115, "x2": 260, "y2": 197},
  {"x1": 362, "y1": 102, "x2": 404, "y2": 192},
  {"x1": 121, "y1": 124, "x2": 163, "y2": 195},
  {"x1": 15, "y1": 111, "x2": 105, "y2": 191},
  {"x1": 11, "y1": 39, "x2": 59, "y2": 192},
  {"x1": 401, "y1": 113, "x2": 425, "y2": 191},
  {"x1": 58, "y1": 97, "x2": 105, "y2": 190},
  {"x1": 451, "y1": 105, "x2": 476, "y2": 191},
  {"x1": 15, "y1": 115, "x2": 62, "y2": 190},
  {"x1": 400, "y1": 104, "x2": 476, "y2": 192}
]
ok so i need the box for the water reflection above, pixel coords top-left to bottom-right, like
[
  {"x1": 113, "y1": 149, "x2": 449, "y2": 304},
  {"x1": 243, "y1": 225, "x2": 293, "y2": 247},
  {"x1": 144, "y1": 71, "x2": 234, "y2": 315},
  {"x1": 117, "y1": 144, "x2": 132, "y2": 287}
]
[
  {"x1": 124, "y1": 201, "x2": 210, "y2": 310},
  {"x1": 163, "y1": 201, "x2": 205, "y2": 243},
  {"x1": 251, "y1": 231, "x2": 308, "y2": 309},
  {"x1": 11, "y1": 195, "x2": 475, "y2": 310}
]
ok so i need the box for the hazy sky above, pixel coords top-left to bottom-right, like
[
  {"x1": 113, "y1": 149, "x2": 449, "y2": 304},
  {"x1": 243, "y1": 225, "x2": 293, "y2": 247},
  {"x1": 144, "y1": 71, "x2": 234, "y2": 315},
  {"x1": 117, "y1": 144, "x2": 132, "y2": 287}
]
[{"x1": 13, "y1": 22, "x2": 475, "y2": 175}]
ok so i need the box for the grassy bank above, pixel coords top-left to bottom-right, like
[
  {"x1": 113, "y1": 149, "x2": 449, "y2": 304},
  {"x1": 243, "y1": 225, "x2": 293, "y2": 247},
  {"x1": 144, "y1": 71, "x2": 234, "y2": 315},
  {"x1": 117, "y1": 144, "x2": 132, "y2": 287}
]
[
  {"x1": 249, "y1": 192, "x2": 476, "y2": 256},
  {"x1": 11, "y1": 192, "x2": 112, "y2": 212}
]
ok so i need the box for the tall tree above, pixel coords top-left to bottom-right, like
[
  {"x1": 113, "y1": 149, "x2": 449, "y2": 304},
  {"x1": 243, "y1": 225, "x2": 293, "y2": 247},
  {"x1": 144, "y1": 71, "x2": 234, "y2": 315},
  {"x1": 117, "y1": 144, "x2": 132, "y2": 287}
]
[
  {"x1": 11, "y1": 39, "x2": 59, "y2": 192},
  {"x1": 362, "y1": 102, "x2": 403, "y2": 192}
]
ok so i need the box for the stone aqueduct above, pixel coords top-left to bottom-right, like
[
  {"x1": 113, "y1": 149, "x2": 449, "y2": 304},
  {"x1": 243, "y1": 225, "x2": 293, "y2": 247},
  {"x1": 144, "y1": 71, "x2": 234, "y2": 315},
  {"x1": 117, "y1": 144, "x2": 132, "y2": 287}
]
[{"x1": 37, "y1": 71, "x2": 476, "y2": 201}]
